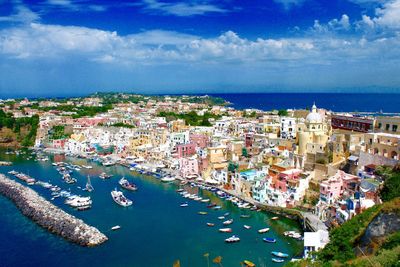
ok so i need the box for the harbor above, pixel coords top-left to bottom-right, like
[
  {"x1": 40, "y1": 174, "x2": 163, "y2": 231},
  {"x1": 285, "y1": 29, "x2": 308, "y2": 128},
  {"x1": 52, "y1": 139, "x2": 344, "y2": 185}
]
[{"x1": 0, "y1": 149, "x2": 303, "y2": 266}]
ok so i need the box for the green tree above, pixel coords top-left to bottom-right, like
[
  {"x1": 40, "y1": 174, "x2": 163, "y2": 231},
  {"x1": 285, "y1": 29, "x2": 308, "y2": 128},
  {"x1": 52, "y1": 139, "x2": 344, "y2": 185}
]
[{"x1": 278, "y1": 109, "x2": 288, "y2": 116}]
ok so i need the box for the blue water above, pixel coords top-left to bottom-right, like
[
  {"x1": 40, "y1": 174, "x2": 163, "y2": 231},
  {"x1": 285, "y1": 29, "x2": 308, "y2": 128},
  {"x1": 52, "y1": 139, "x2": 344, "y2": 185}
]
[
  {"x1": 211, "y1": 93, "x2": 400, "y2": 113},
  {"x1": 0, "y1": 151, "x2": 302, "y2": 267}
]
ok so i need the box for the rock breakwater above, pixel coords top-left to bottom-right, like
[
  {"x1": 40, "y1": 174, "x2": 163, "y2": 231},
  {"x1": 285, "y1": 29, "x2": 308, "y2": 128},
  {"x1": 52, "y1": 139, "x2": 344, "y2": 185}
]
[{"x1": 0, "y1": 174, "x2": 108, "y2": 246}]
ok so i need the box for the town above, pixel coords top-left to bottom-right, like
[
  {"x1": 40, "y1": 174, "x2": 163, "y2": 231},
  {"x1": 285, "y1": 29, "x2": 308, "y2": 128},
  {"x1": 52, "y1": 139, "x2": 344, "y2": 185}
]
[{"x1": 0, "y1": 93, "x2": 399, "y2": 261}]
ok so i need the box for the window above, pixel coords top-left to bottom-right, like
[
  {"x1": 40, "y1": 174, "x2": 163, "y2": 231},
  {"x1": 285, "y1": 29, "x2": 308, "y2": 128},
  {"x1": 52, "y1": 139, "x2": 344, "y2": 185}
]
[
  {"x1": 378, "y1": 123, "x2": 382, "y2": 129},
  {"x1": 393, "y1": 125, "x2": 398, "y2": 132},
  {"x1": 386, "y1": 124, "x2": 390, "y2": 131}
]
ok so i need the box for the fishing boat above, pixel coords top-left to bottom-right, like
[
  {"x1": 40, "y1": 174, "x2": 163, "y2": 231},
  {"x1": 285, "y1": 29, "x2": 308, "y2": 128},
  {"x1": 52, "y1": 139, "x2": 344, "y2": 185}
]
[
  {"x1": 225, "y1": 235, "x2": 240, "y2": 243},
  {"x1": 243, "y1": 260, "x2": 255, "y2": 267},
  {"x1": 119, "y1": 177, "x2": 138, "y2": 191},
  {"x1": 271, "y1": 251, "x2": 289, "y2": 258},
  {"x1": 201, "y1": 198, "x2": 210, "y2": 203},
  {"x1": 219, "y1": 228, "x2": 232, "y2": 233},
  {"x1": 111, "y1": 189, "x2": 133, "y2": 207},
  {"x1": 271, "y1": 216, "x2": 279, "y2": 220},
  {"x1": 161, "y1": 177, "x2": 175, "y2": 183},
  {"x1": 85, "y1": 175, "x2": 94, "y2": 192},
  {"x1": 111, "y1": 225, "x2": 121, "y2": 231},
  {"x1": 180, "y1": 203, "x2": 189, "y2": 207},
  {"x1": 263, "y1": 237, "x2": 276, "y2": 243},
  {"x1": 206, "y1": 223, "x2": 215, "y2": 227},
  {"x1": 198, "y1": 211, "x2": 208, "y2": 215},
  {"x1": 243, "y1": 225, "x2": 251, "y2": 229},
  {"x1": 271, "y1": 258, "x2": 284, "y2": 263},
  {"x1": 218, "y1": 216, "x2": 225, "y2": 220},
  {"x1": 258, "y1": 228, "x2": 270, "y2": 233},
  {"x1": 223, "y1": 219, "x2": 233, "y2": 225}
]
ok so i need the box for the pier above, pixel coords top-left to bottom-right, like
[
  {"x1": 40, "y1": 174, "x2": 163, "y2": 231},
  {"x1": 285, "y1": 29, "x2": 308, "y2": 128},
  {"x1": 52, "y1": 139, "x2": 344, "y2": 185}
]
[{"x1": 0, "y1": 174, "x2": 108, "y2": 246}]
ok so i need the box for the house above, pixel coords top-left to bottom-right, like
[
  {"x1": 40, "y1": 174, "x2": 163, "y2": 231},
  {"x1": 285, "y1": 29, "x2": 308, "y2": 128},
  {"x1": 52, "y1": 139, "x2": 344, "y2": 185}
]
[{"x1": 303, "y1": 230, "x2": 330, "y2": 258}]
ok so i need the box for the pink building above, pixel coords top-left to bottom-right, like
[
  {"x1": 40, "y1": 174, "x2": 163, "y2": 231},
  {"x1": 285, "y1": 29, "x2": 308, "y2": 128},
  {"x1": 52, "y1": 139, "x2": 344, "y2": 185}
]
[
  {"x1": 190, "y1": 133, "x2": 210, "y2": 149},
  {"x1": 179, "y1": 157, "x2": 199, "y2": 178},
  {"x1": 75, "y1": 117, "x2": 107, "y2": 128},
  {"x1": 319, "y1": 171, "x2": 359, "y2": 205},
  {"x1": 275, "y1": 169, "x2": 302, "y2": 192},
  {"x1": 53, "y1": 139, "x2": 67, "y2": 149},
  {"x1": 175, "y1": 143, "x2": 196, "y2": 158}
]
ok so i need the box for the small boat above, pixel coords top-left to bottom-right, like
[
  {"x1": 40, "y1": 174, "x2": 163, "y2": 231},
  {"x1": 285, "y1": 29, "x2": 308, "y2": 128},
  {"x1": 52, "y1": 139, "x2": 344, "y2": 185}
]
[
  {"x1": 206, "y1": 223, "x2": 215, "y2": 227},
  {"x1": 201, "y1": 198, "x2": 210, "y2": 203},
  {"x1": 111, "y1": 189, "x2": 133, "y2": 207},
  {"x1": 207, "y1": 203, "x2": 217, "y2": 208},
  {"x1": 161, "y1": 177, "x2": 175, "y2": 183},
  {"x1": 176, "y1": 188, "x2": 184, "y2": 192},
  {"x1": 119, "y1": 177, "x2": 138, "y2": 191},
  {"x1": 198, "y1": 211, "x2": 208, "y2": 215},
  {"x1": 263, "y1": 237, "x2": 276, "y2": 243},
  {"x1": 240, "y1": 214, "x2": 251, "y2": 218},
  {"x1": 85, "y1": 175, "x2": 94, "y2": 192},
  {"x1": 243, "y1": 225, "x2": 251, "y2": 229},
  {"x1": 218, "y1": 216, "x2": 225, "y2": 220},
  {"x1": 111, "y1": 225, "x2": 121, "y2": 231},
  {"x1": 102, "y1": 161, "x2": 115, "y2": 166},
  {"x1": 271, "y1": 216, "x2": 279, "y2": 220},
  {"x1": 219, "y1": 228, "x2": 232, "y2": 233},
  {"x1": 271, "y1": 258, "x2": 284, "y2": 263},
  {"x1": 224, "y1": 212, "x2": 230, "y2": 216},
  {"x1": 99, "y1": 172, "x2": 112, "y2": 179},
  {"x1": 271, "y1": 251, "x2": 289, "y2": 258},
  {"x1": 225, "y1": 235, "x2": 240, "y2": 243},
  {"x1": 258, "y1": 228, "x2": 270, "y2": 234},
  {"x1": 212, "y1": 205, "x2": 221, "y2": 210},
  {"x1": 243, "y1": 260, "x2": 256, "y2": 267},
  {"x1": 223, "y1": 219, "x2": 233, "y2": 225},
  {"x1": 180, "y1": 203, "x2": 189, "y2": 207}
]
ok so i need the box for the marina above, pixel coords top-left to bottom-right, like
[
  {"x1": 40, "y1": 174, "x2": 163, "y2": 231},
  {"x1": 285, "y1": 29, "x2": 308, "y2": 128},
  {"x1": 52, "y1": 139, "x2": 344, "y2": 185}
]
[{"x1": 0, "y1": 150, "x2": 303, "y2": 266}]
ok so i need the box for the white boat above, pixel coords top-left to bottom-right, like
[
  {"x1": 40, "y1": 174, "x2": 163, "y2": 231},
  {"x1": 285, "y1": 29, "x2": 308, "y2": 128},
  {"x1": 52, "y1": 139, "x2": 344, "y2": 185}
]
[
  {"x1": 85, "y1": 175, "x2": 94, "y2": 192},
  {"x1": 219, "y1": 228, "x2": 232, "y2": 233},
  {"x1": 225, "y1": 235, "x2": 240, "y2": 243},
  {"x1": 103, "y1": 161, "x2": 115, "y2": 166},
  {"x1": 218, "y1": 216, "x2": 225, "y2": 220},
  {"x1": 201, "y1": 198, "x2": 210, "y2": 203},
  {"x1": 111, "y1": 225, "x2": 121, "y2": 231},
  {"x1": 180, "y1": 203, "x2": 189, "y2": 207},
  {"x1": 119, "y1": 177, "x2": 138, "y2": 191},
  {"x1": 243, "y1": 225, "x2": 251, "y2": 229},
  {"x1": 65, "y1": 196, "x2": 92, "y2": 208},
  {"x1": 82, "y1": 165, "x2": 93, "y2": 169},
  {"x1": 161, "y1": 177, "x2": 175, "y2": 183},
  {"x1": 258, "y1": 228, "x2": 270, "y2": 234},
  {"x1": 223, "y1": 219, "x2": 233, "y2": 225},
  {"x1": 111, "y1": 189, "x2": 133, "y2": 207},
  {"x1": 99, "y1": 172, "x2": 112, "y2": 179}
]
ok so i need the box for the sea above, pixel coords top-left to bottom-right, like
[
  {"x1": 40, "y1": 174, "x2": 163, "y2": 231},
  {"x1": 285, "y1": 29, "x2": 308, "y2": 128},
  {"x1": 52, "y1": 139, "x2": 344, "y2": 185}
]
[
  {"x1": 211, "y1": 93, "x2": 400, "y2": 113},
  {"x1": 0, "y1": 151, "x2": 303, "y2": 267}
]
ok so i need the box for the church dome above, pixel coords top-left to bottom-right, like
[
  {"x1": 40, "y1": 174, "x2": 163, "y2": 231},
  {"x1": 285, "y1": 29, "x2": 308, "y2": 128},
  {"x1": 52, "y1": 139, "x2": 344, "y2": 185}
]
[{"x1": 306, "y1": 103, "x2": 322, "y2": 123}]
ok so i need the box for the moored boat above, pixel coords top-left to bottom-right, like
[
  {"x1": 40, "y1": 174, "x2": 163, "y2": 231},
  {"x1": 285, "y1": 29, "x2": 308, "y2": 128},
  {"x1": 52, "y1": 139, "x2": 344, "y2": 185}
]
[
  {"x1": 271, "y1": 216, "x2": 279, "y2": 220},
  {"x1": 180, "y1": 203, "x2": 188, "y2": 207},
  {"x1": 243, "y1": 225, "x2": 251, "y2": 229},
  {"x1": 119, "y1": 177, "x2": 138, "y2": 191},
  {"x1": 111, "y1": 225, "x2": 121, "y2": 231},
  {"x1": 243, "y1": 260, "x2": 256, "y2": 267},
  {"x1": 258, "y1": 228, "x2": 270, "y2": 234},
  {"x1": 161, "y1": 177, "x2": 175, "y2": 183},
  {"x1": 263, "y1": 237, "x2": 276, "y2": 243},
  {"x1": 206, "y1": 223, "x2": 215, "y2": 227},
  {"x1": 219, "y1": 228, "x2": 232, "y2": 233},
  {"x1": 271, "y1": 258, "x2": 284, "y2": 263},
  {"x1": 223, "y1": 219, "x2": 233, "y2": 225},
  {"x1": 271, "y1": 251, "x2": 289, "y2": 258},
  {"x1": 111, "y1": 189, "x2": 133, "y2": 207},
  {"x1": 198, "y1": 211, "x2": 208, "y2": 215},
  {"x1": 225, "y1": 235, "x2": 240, "y2": 243}
]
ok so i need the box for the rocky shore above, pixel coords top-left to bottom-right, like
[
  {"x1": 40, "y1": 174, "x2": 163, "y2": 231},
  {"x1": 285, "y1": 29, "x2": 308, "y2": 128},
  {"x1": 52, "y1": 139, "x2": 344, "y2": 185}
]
[{"x1": 0, "y1": 174, "x2": 108, "y2": 246}]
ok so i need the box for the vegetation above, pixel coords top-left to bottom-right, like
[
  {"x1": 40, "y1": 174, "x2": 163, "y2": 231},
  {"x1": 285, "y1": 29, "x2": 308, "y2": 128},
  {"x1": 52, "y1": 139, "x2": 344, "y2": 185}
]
[
  {"x1": 38, "y1": 104, "x2": 113, "y2": 118},
  {"x1": 376, "y1": 165, "x2": 400, "y2": 202},
  {"x1": 242, "y1": 147, "x2": 249, "y2": 158},
  {"x1": 48, "y1": 125, "x2": 69, "y2": 140},
  {"x1": 158, "y1": 111, "x2": 221, "y2": 126},
  {"x1": 278, "y1": 109, "x2": 288, "y2": 116},
  {"x1": 110, "y1": 122, "x2": 135, "y2": 129},
  {"x1": 228, "y1": 161, "x2": 239, "y2": 172},
  {"x1": 0, "y1": 110, "x2": 39, "y2": 147}
]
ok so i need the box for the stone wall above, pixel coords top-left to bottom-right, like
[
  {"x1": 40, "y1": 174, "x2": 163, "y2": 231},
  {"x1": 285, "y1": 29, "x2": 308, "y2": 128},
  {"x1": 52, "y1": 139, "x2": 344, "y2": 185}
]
[{"x1": 0, "y1": 174, "x2": 107, "y2": 246}]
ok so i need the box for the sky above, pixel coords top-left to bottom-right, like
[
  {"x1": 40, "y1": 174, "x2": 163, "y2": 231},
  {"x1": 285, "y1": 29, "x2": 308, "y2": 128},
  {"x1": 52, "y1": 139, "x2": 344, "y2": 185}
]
[{"x1": 0, "y1": 0, "x2": 400, "y2": 96}]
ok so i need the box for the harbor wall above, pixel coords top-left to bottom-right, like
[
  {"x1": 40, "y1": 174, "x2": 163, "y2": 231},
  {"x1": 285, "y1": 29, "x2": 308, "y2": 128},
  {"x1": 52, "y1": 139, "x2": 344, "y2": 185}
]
[{"x1": 0, "y1": 174, "x2": 108, "y2": 246}]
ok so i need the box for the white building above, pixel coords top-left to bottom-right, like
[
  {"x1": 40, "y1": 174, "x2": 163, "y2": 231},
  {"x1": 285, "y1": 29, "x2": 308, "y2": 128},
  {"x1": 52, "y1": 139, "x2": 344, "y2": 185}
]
[
  {"x1": 280, "y1": 117, "x2": 297, "y2": 139},
  {"x1": 303, "y1": 230, "x2": 330, "y2": 258}
]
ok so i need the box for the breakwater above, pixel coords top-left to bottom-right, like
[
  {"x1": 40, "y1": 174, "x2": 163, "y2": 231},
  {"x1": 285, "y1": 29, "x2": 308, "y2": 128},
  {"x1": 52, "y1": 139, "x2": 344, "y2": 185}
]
[{"x1": 0, "y1": 174, "x2": 107, "y2": 246}]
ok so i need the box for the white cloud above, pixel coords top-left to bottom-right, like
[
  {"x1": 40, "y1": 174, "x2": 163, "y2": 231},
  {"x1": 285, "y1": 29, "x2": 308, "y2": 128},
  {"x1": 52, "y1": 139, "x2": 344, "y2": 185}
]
[
  {"x1": 273, "y1": 0, "x2": 307, "y2": 9},
  {"x1": 373, "y1": 0, "x2": 400, "y2": 28},
  {"x1": 141, "y1": 0, "x2": 228, "y2": 16},
  {"x1": 0, "y1": 5, "x2": 40, "y2": 23}
]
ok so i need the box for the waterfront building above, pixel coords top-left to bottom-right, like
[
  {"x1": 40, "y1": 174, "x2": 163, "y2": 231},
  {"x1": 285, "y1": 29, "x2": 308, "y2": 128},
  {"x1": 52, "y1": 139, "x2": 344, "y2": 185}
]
[
  {"x1": 331, "y1": 114, "x2": 373, "y2": 133},
  {"x1": 303, "y1": 230, "x2": 330, "y2": 259}
]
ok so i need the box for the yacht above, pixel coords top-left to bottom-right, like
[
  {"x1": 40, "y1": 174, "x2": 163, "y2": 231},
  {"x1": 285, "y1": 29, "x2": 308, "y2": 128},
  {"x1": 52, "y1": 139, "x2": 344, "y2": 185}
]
[
  {"x1": 111, "y1": 189, "x2": 133, "y2": 207},
  {"x1": 225, "y1": 235, "x2": 240, "y2": 243},
  {"x1": 65, "y1": 196, "x2": 92, "y2": 208}
]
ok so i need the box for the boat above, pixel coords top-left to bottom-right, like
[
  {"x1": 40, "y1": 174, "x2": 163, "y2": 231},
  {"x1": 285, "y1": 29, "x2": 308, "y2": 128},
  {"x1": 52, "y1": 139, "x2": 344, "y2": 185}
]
[
  {"x1": 99, "y1": 172, "x2": 112, "y2": 179},
  {"x1": 243, "y1": 225, "x2": 251, "y2": 229},
  {"x1": 102, "y1": 161, "x2": 115, "y2": 166},
  {"x1": 119, "y1": 177, "x2": 138, "y2": 191},
  {"x1": 207, "y1": 203, "x2": 217, "y2": 208},
  {"x1": 258, "y1": 228, "x2": 270, "y2": 234},
  {"x1": 223, "y1": 219, "x2": 233, "y2": 225},
  {"x1": 206, "y1": 223, "x2": 215, "y2": 227},
  {"x1": 198, "y1": 211, "x2": 208, "y2": 215},
  {"x1": 224, "y1": 212, "x2": 230, "y2": 216},
  {"x1": 243, "y1": 260, "x2": 256, "y2": 267},
  {"x1": 271, "y1": 216, "x2": 279, "y2": 220},
  {"x1": 111, "y1": 189, "x2": 133, "y2": 207},
  {"x1": 219, "y1": 228, "x2": 232, "y2": 233},
  {"x1": 65, "y1": 196, "x2": 92, "y2": 208},
  {"x1": 225, "y1": 235, "x2": 240, "y2": 243},
  {"x1": 180, "y1": 203, "x2": 189, "y2": 207},
  {"x1": 201, "y1": 198, "x2": 210, "y2": 203},
  {"x1": 82, "y1": 165, "x2": 93, "y2": 169},
  {"x1": 240, "y1": 214, "x2": 251, "y2": 218},
  {"x1": 212, "y1": 205, "x2": 222, "y2": 210},
  {"x1": 85, "y1": 175, "x2": 94, "y2": 192},
  {"x1": 176, "y1": 188, "x2": 184, "y2": 192},
  {"x1": 111, "y1": 225, "x2": 121, "y2": 231},
  {"x1": 271, "y1": 251, "x2": 289, "y2": 258},
  {"x1": 218, "y1": 216, "x2": 225, "y2": 220},
  {"x1": 271, "y1": 258, "x2": 284, "y2": 263},
  {"x1": 263, "y1": 237, "x2": 276, "y2": 243},
  {"x1": 161, "y1": 177, "x2": 175, "y2": 183}
]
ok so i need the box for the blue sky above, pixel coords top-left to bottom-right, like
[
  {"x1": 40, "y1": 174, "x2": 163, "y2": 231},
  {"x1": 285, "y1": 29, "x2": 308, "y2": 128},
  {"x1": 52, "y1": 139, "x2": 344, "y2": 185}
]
[{"x1": 0, "y1": 0, "x2": 400, "y2": 96}]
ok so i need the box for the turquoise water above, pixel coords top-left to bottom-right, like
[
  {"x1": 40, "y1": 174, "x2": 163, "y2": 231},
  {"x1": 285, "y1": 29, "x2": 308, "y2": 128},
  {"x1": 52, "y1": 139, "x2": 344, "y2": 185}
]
[{"x1": 0, "y1": 151, "x2": 303, "y2": 267}]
